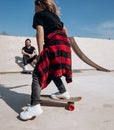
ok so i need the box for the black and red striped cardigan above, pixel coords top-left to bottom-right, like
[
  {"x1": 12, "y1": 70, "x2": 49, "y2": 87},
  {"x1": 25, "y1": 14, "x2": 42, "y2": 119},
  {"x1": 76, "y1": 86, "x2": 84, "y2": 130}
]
[{"x1": 34, "y1": 30, "x2": 72, "y2": 88}]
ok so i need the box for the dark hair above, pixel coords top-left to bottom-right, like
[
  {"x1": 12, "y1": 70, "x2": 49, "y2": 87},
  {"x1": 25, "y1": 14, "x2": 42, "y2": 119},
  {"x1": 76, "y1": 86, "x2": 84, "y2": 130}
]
[
  {"x1": 35, "y1": 0, "x2": 40, "y2": 6},
  {"x1": 35, "y1": 0, "x2": 45, "y2": 6},
  {"x1": 25, "y1": 39, "x2": 31, "y2": 43}
]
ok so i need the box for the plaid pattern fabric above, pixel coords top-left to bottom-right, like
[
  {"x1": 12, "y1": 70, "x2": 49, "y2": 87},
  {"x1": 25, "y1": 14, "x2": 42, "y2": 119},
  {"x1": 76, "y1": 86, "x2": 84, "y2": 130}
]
[{"x1": 35, "y1": 30, "x2": 72, "y2": 88}]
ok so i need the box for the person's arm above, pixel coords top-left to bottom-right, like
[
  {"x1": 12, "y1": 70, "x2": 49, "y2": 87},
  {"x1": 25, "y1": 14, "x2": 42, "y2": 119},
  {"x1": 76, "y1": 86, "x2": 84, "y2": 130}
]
[
  {"x1": 32, "y1": 49, "x2": 37, "y2": 56},
  {"x1": 22, "y1": 49, "x2": 30, "y2": 56},
  {"x1": 36, "y1": 25, "x2": 44, "y2": 54}
]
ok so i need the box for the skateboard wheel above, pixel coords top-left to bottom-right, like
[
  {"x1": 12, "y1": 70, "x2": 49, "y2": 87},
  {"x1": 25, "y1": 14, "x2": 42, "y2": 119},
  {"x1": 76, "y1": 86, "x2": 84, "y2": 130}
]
[{"x1": 67, "y1": 102, "x2": 75, "y2": 111}]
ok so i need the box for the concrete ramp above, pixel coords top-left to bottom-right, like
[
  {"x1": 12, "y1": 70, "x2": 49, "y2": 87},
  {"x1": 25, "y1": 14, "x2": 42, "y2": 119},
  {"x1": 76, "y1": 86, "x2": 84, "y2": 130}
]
[
  {"x1": 0, "y1": 35, "x2": 114, "y2": 73},
  {"x1": 71, "y1": 37, "x2": 114, "y2": 71},
  {"x1": 69, "y1": 37, "x2": 110, "y2": 72}
]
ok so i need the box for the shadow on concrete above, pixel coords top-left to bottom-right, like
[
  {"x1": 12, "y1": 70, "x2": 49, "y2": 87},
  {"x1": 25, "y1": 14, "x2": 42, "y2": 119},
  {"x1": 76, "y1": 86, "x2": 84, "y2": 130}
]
[
  {"x1": 41, "y1": 100, "x2": 66, "y2": 109},
  {"x1": 0, "y1": 84, "x2": 67, "y2": 116},
  {"x1": 15, "y1": 56, "x2": 35, "y2": 69},
  {"x1": 0, "y1": 84, "x2": 30, "y2": 114},
  {"x1": 15, "y1": 56, "x2": 24, "y2": 69},
  {"x1": 72, "y1": 69, "x2": 82, "y2": 73}
]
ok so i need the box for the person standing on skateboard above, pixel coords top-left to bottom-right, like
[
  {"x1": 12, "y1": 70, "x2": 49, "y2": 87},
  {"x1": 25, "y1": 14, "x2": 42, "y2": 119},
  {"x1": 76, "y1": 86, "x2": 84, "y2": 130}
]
[{"x1": 20, "y1": 0, "x2": 72, "y2": 120}]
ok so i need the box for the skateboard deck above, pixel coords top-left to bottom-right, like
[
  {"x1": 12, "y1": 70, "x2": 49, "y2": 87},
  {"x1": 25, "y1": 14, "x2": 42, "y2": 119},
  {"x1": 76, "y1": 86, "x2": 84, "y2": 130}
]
[
  {"x1": 21, "y1": 70, "x2": 32, "y2": 74},
  {"x1": 40, "y1": 95, "x2": 82, "y2": 111}
]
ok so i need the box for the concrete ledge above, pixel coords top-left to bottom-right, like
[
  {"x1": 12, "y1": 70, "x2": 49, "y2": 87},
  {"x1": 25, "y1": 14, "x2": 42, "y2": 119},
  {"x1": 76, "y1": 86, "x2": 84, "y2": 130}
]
[{"x1": 0, "y1": 35, "x2": 114, "y2": 73}]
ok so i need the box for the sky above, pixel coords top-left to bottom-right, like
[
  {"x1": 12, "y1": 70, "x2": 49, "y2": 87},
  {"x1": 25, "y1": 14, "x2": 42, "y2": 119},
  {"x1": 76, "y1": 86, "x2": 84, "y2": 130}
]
[{"x1": 0, "y1": 0, "x2": 114, "y2": 39}]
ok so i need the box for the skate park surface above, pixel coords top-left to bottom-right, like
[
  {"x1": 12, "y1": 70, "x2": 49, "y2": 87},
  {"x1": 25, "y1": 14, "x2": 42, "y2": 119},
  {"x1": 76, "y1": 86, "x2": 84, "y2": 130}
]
[{"x1": 0, "y1": 35, "x2": 114, "y2": 130}]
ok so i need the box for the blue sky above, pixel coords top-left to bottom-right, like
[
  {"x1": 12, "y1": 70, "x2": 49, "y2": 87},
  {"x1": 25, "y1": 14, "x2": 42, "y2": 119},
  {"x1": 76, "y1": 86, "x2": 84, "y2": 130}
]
[{"x1": 0, "y1": 0, "x2": 114, "y2": 39}]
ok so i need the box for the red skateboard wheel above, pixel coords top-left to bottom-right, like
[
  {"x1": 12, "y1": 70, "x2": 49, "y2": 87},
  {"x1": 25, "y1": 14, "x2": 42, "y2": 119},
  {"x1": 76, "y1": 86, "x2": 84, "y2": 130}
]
[{"x1": 67, "y1": 102, "x2": 75, "y2": 111}]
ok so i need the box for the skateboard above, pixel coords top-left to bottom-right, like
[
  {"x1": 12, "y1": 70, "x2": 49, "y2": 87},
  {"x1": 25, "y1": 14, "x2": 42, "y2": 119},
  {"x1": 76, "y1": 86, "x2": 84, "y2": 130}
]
[
  {"x1": 40, "y1": 95, "x2": 82, "y2": 111},
  {"x1": 19, "y1": 95, "x2": 82, "y2": 121},
  {"x1": 21, "y1": 70, "x2": 32, "y2": 74}
]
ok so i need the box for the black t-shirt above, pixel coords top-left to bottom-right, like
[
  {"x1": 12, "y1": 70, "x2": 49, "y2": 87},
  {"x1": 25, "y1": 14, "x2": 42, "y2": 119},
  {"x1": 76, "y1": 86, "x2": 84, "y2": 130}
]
[
  {"x1": 32, "y1": 9, "x2": 63, "y2": 36},
  {"x1": 22, "y1": 46, "x2": 36, "y2": 54}
]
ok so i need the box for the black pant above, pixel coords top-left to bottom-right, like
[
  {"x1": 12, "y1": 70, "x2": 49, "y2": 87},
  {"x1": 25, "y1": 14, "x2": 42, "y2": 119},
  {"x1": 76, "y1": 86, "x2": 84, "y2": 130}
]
[
  {"x1": 23, "y1": 55, "x2": 37, "y2": 66},
  {"x1": 31, "y1": 72, "x2": 66, "y2": 106}
]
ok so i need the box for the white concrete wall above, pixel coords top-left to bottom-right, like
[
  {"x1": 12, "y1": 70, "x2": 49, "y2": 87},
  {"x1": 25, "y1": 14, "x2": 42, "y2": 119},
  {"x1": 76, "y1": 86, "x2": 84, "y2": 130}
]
[
  {"x1": 0, "y1": 35, "x2": 38, "y2": 72},
  {"x1": 0, "y1": 35, "x2": 114, "y2": 73},
  {"x1": 72, "y1": 37, "x2": 114, "y2": 70}
]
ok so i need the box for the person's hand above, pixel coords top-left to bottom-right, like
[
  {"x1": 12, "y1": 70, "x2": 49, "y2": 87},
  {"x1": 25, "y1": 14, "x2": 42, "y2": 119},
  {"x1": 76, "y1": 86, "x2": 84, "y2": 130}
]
[
  {"x1": 32, "y1": 55, "x2": 40, "y2": 65},
  {"x1": 36, "y1": 55, "x2": 40, "y2": 61},
  {"x1": 28, "y1": 54, "x2": 33, "y2": 58},
  {"x1": 32, "y1": 59, "x2": 37, "y2": 65}
]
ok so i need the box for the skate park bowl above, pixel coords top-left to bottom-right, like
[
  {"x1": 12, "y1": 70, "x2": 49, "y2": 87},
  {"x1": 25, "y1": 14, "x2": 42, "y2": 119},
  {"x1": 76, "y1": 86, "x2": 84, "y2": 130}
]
[
  {"x1": 0, "y1": 35, "x2": 114, "y2": 130},
  {"x1": 0, "y1": 35, "x2": 114, "y2": 73}
]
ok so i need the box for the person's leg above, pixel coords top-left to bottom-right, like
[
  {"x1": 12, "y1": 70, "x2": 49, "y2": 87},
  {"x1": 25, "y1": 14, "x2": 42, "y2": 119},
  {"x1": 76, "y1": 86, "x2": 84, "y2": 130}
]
[
  {"x1": 27, "y1": 55, "x2": 37, "y2": 64},
  {"x1": 23, "y1": 55, "x2": 29, "y2": 66},
  {"x1": 23, "y1": 55, "x2": 29, "y2": 71},
  {"x1": 28, "y1": 55, "x2": 37, "y2": 68},
  {"x1": 19, "y1": 71, "x2": 43, "y2": 121},
  {"x1": 51, "y1": 77, "x2": 70, "y2": 99},
  {"x1": 31, "y1": 72, "x2": 42, "y2": 105},
  {"x1": 53, "y1": 77, "x2": 66, "y2": 94}
]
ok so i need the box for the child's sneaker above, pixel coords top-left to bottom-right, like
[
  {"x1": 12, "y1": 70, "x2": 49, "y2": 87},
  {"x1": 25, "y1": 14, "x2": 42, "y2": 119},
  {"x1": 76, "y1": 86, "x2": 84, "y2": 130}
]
[
  {"x1": 19, "y1": 104, "x2": 43, "y2": 121},
  {"x1": 51, "y1": 91, "x2": 70, "y2": 99}
]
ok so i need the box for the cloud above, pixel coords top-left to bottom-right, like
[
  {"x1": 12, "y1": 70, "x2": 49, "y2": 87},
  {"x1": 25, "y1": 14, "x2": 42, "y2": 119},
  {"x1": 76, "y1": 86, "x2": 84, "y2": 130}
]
[
  {"x1": 101, "y1": 21, "x2": 114, "y2": 28},
  {"x1": 81, "y1": 21, "x2": 114, "y2": 39}
]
